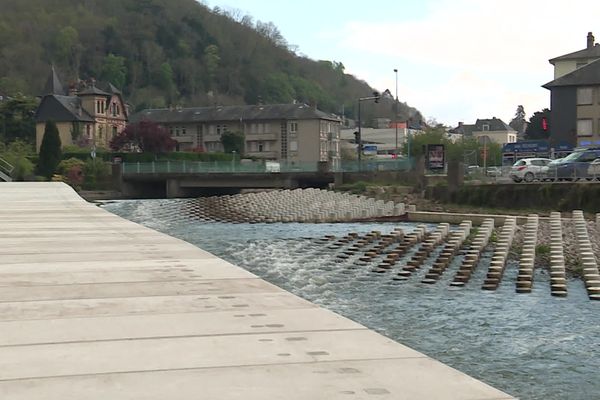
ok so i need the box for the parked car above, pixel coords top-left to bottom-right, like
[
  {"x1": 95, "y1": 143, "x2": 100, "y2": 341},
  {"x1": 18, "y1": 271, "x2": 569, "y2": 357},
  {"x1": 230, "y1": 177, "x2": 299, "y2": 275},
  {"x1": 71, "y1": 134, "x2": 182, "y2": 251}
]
[
  {"x1": 587, "y1": 158, "x2": 600, "y2": 180},
  {"x1": 546, "y1": 148, "x2": 600, "y2": 180},
  {"x1": 465, "y1": 165, "x2": 482, "y2": 177},
  {"x1": 486, "y1": 166, "x2": 502, "y2": 177},
  {"x1": 510, "y1": 158, "x2": 553, "y2": 182}
]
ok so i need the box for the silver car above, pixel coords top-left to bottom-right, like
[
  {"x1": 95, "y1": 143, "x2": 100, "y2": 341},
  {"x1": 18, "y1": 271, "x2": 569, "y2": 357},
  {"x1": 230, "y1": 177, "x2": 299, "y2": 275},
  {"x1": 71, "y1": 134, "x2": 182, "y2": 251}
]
[{"x1": 510, "y1": 158, "x2": 552, "y2": 182}]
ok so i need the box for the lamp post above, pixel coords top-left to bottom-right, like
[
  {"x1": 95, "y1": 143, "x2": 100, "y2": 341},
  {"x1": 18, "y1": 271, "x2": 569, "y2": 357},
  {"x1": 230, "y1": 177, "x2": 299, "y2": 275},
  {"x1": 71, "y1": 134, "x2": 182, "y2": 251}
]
[
  {"x1": 231, "y1": 150, "x2": 236, "y2": 172},
  {"x1": 356, "y1": 90, "x2": 392, "y2": 170},
  {"x1": 394, "y1": 68, "x2": 398, "y2": 157}
]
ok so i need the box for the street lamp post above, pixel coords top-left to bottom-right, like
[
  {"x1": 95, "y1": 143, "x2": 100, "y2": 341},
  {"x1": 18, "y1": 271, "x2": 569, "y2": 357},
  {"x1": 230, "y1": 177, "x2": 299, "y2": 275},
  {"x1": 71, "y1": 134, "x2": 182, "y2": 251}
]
[
  {"x1": 356, "y1": 90, "x2": 392, "y2": 170},
  {"x1": 394, "y1": 68, "x2": 398, "y2": 157}
]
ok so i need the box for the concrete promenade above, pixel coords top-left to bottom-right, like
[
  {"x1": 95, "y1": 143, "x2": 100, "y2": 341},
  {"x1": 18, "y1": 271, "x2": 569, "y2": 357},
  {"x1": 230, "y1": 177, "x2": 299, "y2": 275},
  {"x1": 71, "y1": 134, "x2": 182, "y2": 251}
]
[{"x1": 0, "y1": 182, "x2": 514, "y2": 399}]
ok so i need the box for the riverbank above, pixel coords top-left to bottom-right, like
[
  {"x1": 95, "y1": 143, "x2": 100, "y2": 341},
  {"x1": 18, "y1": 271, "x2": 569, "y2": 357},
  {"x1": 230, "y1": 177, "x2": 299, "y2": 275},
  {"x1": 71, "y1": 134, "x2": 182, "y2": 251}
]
[{"x1": 0, "y1": 182, "x2": 514, "y2": 400}]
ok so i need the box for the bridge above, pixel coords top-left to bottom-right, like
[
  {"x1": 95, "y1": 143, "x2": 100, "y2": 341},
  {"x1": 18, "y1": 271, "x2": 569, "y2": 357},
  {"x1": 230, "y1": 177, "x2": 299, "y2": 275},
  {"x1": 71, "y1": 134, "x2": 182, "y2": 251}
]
[{"x1": 116, "y1": 160, "x2": 412, "y2": 198}]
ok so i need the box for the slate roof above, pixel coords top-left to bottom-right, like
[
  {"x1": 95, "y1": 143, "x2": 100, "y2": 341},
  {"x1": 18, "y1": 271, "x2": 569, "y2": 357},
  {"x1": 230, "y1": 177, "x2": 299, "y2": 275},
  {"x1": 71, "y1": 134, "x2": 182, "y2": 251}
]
[
  {"x1": 42, "y1": 66, "x2": 66, "y2": 96},
  {"x1": 474, "y1": 118, "x2": 514, "y2": 132},
  {"x1": 450, "y1": 118, "x2": 514, "y2": 135},
  {"x1": 543, "y1": 58, "x2": 600, "y2": 88},
  {"x1": 449, "y1": 124, "x2": 476, "y2": 136},
  {"x1": 78, "y1": 85, "x2": 111, "y2": 96},
  {"x1": 549, "y1": 44, "x2": 600, "y2": 64},
  {"x1": 132, "y1": 104, "x2": 341, "y2": 124},
  {"x1": 35, "y1": 95, "x2": 95, "y2": 123}
]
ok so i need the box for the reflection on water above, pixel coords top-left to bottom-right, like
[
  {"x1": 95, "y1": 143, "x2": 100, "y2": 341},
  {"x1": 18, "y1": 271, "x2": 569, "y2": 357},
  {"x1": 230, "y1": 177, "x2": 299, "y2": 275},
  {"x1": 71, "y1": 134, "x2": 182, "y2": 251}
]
[{"x1": 103, "y1": 199, "x2": 600, "y2": 400}]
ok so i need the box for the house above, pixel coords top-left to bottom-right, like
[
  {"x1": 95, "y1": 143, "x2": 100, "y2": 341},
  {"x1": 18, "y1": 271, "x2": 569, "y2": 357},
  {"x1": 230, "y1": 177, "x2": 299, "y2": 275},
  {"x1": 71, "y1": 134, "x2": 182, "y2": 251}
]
[
  {"x1": 450, "y1": 118, "x2": 517, "y2": 145},
  {"x1": 133, "y1": 104, "x2": 342, "y2": 167},
  {"x1": 544, "y1": 32, "x2": 600, "y2": 147},
  {"x1": 35, "y1": 66, "x2": 128, "y2": 152},
  {"x1": 549, "y1": 32, "x2": 600, "y2": 79}
]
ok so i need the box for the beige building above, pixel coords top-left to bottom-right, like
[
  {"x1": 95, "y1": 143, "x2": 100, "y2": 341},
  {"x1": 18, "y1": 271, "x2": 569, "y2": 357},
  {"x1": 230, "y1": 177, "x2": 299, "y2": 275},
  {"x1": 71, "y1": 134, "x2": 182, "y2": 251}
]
[
  {"x1": 550, "y1": 32, "x2": 600, "y2": 79},
  {"x1": 35, "y1": 67, "x2": 128, "y2": 152},
  {"x1": 133, "y1": 104, "x2": 342, "y2": 167},
  {"x1": 451, "y1": 118, "x2": 517, "y2": 145},
  {"x1": 544, "y1": 32, "x2": 600, "y2": 146}
]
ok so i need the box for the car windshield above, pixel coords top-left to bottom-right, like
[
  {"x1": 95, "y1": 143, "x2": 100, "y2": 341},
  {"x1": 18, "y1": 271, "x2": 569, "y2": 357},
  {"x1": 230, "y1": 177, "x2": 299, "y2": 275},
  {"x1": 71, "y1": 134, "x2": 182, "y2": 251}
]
[{"x1": 563, "y1": 152, "x2": 582, "y2": 161}]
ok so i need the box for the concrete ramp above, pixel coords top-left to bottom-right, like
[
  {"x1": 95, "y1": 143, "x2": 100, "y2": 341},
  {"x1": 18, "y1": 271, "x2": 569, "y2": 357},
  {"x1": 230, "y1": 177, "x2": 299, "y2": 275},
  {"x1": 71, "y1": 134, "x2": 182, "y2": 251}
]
[{"x1": 0, "y1": 183, "x2": 514, "y2": 399}]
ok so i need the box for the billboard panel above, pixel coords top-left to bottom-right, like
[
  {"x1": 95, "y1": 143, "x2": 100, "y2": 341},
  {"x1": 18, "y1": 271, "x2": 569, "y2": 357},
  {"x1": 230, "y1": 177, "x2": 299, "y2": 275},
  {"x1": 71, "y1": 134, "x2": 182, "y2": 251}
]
[{"x1": 426, "y1": 144, "x2": 445, "y2": 170}]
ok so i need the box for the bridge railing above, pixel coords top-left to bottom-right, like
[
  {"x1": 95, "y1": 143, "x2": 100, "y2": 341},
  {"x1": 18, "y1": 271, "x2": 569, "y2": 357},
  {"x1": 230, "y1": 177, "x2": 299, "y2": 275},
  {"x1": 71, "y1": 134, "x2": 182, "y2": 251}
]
[
  {"x1": 0, "y1": 156, "x2": 14, "y2": 182},
  {"x1": 122, "y1": 159, "x2": 414, "y2": 175}
]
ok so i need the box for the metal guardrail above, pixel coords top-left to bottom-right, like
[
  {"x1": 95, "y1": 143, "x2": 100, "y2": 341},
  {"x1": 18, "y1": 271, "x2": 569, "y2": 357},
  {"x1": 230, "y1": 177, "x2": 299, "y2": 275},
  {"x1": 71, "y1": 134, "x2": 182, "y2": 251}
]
[
  {"x1": 0, "y1": 156, "x2": 14, "y2": 182},
  {"x1": 122, "y1": 160, "x2": 414, "y2": 175}
]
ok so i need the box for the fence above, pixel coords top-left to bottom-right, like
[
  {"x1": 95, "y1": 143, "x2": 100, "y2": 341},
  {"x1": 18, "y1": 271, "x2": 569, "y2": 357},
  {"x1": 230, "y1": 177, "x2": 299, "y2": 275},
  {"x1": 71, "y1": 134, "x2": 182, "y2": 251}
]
[
  {"x1": 122, "y1": 159, "x2": 414, "y2": 175},
  {"x1": 0, "y1": 156, "x2": 14, "y2": 182}
]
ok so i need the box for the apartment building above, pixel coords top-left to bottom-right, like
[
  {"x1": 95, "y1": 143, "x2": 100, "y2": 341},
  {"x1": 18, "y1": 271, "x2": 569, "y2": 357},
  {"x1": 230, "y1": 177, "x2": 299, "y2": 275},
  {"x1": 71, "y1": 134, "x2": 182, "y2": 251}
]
[{"x1": 134, "y1": 104, "x2": 342, "y2": 167}]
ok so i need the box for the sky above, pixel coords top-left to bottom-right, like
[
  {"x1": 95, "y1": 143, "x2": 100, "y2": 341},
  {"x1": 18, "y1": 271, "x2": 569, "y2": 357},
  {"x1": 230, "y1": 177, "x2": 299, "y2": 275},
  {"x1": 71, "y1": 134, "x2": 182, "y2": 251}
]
[{"x1": 206, "y1": 0, "x2": 600, "y2": 126}]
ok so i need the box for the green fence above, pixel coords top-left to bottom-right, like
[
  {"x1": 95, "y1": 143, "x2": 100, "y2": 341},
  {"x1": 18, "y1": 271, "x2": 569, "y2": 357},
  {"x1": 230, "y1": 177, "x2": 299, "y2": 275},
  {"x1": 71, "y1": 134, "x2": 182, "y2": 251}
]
[{"x1": 122, "y1": 159, "x2": 414, "y2": 174}]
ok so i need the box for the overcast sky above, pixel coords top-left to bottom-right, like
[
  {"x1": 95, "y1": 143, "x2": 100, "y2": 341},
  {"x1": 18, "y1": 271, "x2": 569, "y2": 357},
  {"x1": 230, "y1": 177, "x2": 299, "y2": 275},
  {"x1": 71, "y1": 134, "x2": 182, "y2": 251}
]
[{"x1": 206, "y1": 0, "x2": 600, "y2": 126}]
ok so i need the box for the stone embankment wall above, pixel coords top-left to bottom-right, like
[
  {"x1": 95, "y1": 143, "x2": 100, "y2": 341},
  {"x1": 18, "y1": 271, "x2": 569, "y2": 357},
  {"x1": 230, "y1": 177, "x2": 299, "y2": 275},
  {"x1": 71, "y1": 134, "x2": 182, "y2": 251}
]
[{"x1": 426, "y1": 183, "x2": 600, "y2": 213}]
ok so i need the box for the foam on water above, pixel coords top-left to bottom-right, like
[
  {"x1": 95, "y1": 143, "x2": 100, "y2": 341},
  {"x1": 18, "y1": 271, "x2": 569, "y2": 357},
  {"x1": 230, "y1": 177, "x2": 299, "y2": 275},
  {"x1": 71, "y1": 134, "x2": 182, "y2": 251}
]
[{"x1": 103, "y1": 199, "x2": 600, "y2": 400}]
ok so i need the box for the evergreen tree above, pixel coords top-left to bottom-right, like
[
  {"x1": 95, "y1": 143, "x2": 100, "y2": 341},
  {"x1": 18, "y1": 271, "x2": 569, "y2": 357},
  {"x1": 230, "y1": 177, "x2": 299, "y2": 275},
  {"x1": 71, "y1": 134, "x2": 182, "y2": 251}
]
[{"x1": 37, "y1": 121, "x2": 62, "y2": 179}]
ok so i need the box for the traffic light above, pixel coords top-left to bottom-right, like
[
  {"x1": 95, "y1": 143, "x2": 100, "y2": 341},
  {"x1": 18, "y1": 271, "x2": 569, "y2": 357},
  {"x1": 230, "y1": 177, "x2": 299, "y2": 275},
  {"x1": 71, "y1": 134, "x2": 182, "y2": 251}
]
[
  {"x1": 373, "y1": 91, "x2": 380, "y2": 103},
  {"x1": 542, "y1": 117, "x2": 548, "y2": 131}
]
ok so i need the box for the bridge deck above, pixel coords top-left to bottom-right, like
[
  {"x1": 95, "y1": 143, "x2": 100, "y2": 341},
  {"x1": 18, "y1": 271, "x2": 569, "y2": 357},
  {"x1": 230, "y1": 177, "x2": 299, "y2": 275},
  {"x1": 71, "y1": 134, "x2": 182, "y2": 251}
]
[{"x1": 0, "y1": 183, "x2": 514, "y2": 399}]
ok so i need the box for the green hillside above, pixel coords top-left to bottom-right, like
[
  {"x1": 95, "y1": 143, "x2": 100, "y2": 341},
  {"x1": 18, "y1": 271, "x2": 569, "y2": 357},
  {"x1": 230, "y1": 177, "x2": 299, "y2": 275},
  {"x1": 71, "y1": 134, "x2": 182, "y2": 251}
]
[{"x1": 0, "y1": 0, "x2": 422, "y2": 123}]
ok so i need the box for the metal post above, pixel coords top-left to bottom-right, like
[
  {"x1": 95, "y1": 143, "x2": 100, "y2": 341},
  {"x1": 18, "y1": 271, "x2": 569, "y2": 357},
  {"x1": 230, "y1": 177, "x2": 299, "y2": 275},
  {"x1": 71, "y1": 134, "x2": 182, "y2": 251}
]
[
  {"x1": 357, "y1": 99, "x2": 362, "y2": 169},
  {"x1": 394, "y1": 68, "x2": 398, "y2": 158}
]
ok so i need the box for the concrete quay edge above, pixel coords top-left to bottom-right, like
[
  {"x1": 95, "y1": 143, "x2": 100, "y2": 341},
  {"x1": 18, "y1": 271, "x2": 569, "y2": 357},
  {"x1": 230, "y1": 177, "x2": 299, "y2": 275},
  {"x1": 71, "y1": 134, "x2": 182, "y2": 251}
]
[{"x1": 0, "y1": 182, "x2": 515, "y2": 400}]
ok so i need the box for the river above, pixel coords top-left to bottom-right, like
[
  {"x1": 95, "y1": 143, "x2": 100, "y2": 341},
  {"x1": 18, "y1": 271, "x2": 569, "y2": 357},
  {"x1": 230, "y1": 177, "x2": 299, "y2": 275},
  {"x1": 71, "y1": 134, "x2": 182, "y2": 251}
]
[{"x1": 102, "y1": 198, "x2": 600, "y2": 400}]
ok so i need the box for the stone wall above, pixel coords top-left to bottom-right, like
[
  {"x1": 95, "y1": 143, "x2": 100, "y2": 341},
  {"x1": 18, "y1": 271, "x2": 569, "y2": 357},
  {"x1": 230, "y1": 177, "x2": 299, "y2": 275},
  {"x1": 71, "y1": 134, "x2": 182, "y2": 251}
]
[{"x1": 426, "y1": 183, "x2": 600, "y2": 213}]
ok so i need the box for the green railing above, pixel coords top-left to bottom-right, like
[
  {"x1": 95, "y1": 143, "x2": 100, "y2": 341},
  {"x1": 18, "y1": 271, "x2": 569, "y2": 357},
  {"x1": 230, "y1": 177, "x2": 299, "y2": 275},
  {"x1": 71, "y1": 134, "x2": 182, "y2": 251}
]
[
  {"x1": 0, "y1": 156, "x2": 14, "y2": 182},
  {"x1": 122, "y1": 159, "x2": 414, "y2": 175}
]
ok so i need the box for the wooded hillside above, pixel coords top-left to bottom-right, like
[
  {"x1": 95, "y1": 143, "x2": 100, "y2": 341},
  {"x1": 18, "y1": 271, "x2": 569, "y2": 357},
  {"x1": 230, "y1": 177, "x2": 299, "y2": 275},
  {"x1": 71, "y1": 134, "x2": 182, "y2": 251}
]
[{"x1": 0, "y1": 0, "x2": 422, "y2": 123}]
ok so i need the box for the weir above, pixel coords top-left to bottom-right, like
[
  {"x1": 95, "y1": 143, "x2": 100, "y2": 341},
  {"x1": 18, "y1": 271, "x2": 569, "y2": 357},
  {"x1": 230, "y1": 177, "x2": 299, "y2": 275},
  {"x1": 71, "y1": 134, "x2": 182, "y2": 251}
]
[{"x1": 0, "y1": 182, "x2": 514, "y2": 399}]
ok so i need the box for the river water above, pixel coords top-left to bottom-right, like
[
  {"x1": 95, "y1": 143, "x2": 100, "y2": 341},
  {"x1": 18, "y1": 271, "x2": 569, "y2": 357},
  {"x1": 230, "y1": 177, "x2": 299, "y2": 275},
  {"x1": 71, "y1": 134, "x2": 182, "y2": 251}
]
[{"x1": 103, "y1": 198, "x2": 600, "y2": 400}]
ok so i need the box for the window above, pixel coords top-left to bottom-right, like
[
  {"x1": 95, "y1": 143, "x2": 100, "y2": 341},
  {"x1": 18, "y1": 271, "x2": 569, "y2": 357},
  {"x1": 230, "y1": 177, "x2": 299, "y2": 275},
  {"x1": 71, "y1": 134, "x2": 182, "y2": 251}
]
[
  {"x1": 112, "y1": 126, "x2": 117, "y2": 137},
  {"x1": 181, "y1": 127, "x2": 186, "y2": 136},
  {"x1": 258, "y1": 142, "x2": 264, "y2": 152},
  {"x1": 290, "y1": 141, "x2": 298, "y2": 151},
  {"x1": 216, "y1": 125, "x2": 228, "y2": 135},
  {"x1": 577, "y1": 87, "x2": 593, "y2": 105},
  {"x1": 577, "y1": 119, "x2": 593, "y2": 136},
  {"x1": 482, "y1": 124, "x2": 490, "y2": 131},
  {"x1": 289, "y1": 121, "x2": 298, "y2": 133},
  {"x1": 86, "y1": 125, "x2": 91, "y2": 137},
  {"x1": 98, "y1": 126, "x2": 103, "y2": 139}
]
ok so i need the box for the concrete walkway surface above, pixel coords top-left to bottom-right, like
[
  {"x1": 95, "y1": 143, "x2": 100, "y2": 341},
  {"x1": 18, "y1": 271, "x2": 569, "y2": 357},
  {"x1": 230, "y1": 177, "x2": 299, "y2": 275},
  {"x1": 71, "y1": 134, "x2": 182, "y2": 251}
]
[{"x1": 0, "y1": 182, "x2": 515, "y2": 399}]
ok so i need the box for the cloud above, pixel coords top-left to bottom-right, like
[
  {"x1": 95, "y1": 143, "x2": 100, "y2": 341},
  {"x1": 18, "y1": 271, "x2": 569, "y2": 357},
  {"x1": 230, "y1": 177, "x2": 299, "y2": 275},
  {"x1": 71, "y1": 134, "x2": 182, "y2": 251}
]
[{"x1": 335, "y1": 0, "x2": 600, "y2": 124}]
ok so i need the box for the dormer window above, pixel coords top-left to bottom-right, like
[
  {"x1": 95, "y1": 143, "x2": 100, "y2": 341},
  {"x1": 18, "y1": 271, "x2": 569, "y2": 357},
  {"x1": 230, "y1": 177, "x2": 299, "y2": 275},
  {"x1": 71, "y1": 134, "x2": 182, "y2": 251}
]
[{"x1": 482, "y1": 124, "x2": 490, "y2": 131}]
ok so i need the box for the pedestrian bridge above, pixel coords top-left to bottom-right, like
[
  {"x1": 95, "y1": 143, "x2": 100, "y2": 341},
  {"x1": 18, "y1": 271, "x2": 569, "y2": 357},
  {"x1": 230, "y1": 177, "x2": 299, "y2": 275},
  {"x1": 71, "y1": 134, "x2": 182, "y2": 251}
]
[{"x1": 117, "y1": 160, "x2": 412, "y2": 198}]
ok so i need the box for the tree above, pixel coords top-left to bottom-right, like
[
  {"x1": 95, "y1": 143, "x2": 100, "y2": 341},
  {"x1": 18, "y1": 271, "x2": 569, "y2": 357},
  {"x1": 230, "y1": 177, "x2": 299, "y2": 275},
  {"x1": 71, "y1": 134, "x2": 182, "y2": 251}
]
[
  {"x1": 100, "y1": 54, "x2": 127, "y2": 89},
  {"x1": 0, "y1": 139, "x2": 34, "y2": 180},
  {"x1": 37, "y1": 121, "x2": 62, "y2": 179},
  {"x1": 0, "y1": 95, "x2": 38, "y2": 144},
  {"x1": 509, "y1": 105, "x2": 527, "y2": 136},
  {"x1": 220, "y1": 131, "x2": 244, "y2": 155},
  {"x1": 110, "y1": 121, "x2": 176, "y2": 154},
  {"x1": 525, "y1": 108, "x2": 550, "y2": 140},
  {"x1": 203, "y1": 44, "x2": 220, "y2": 88}
]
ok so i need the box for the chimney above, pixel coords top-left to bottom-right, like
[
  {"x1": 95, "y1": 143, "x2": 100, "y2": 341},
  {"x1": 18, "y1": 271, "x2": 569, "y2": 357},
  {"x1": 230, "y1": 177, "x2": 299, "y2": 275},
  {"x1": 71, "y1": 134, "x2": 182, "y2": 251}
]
[
  {"x1": 458, "y1": 121, "x2": 463, "y2": 127},
  {"x1": 588, "y1": 32, "x2": 595, "y2": 49},
  {"x1": 68, "y1": 83, "x2": 78, "y2": 97}
]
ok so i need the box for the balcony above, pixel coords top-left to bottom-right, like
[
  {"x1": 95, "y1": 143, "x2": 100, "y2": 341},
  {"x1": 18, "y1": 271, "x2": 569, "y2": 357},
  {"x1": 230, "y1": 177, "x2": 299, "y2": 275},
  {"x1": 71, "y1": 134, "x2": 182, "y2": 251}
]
[{"x1": 245, "y1": 133, "x2": 278, "y2": 141}]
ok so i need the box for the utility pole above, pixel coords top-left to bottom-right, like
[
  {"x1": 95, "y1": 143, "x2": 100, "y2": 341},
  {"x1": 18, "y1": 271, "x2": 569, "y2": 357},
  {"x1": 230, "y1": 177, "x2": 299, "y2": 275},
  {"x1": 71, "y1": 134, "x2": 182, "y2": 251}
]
[{"x1": 394, "y1": 68, "x2": 398, "y2": 158}]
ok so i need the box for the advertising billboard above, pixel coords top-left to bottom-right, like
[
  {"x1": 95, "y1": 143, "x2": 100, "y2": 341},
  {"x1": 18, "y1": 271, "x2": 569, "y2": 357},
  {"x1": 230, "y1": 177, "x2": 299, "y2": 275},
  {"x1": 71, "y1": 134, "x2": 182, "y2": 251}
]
[{"x1": 426, "y1": 144, "x2": 445, "y2": 170}]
